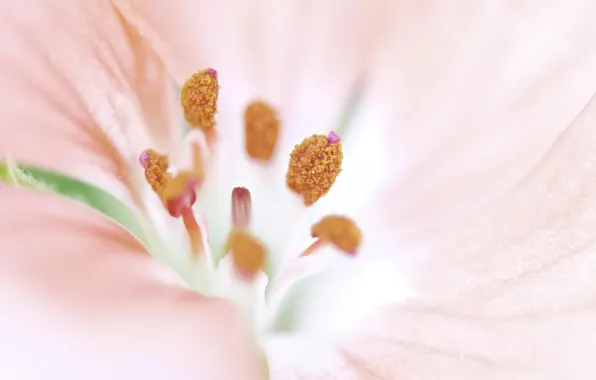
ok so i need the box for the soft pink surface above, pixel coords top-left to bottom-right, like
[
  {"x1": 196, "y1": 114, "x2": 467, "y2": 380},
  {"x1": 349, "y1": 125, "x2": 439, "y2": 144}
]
[
  {"x1": 0, "y1": 187, "x2": 265, "y2": 379},
  {"x1": 0, "y1": 0, "x2": 180, "y2": 203},
  {"x1": 366, "y1": 0, "x2": 596, "y2": 240},
  {"x1": 2, "y1": 0, "x2": 596, "y2": 379},
  {"x1": 266, "y1": 95, "x2": 596, "y2": 379}
]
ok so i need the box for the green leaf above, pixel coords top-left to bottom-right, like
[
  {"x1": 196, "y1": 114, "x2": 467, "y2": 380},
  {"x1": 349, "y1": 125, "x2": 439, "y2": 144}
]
[{"x1": 0, "y1": 161, "x2": 154, "y2": 251}]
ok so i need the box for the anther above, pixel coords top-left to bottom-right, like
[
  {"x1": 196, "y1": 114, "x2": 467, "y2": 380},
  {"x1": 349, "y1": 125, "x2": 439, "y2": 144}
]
[
  {"x1": 232, "y1": 187, "x2": 252, "y2": 229},
  {"x1": 310, "y1": 215, "x2": 361, "y2": 255},
  {"x1": 286, "y1": 132, "x2": 343, "y2": 206},
  {"x1": 181, "y1": 68, "x2": 219, "y2": 131},
  {"x1": 227, "y1": 229, "x2": 267, "y2": 280},
  {"x1": 140, "y1": 149, "x2": 170, "y2": 196},
  {"x1": 244, "y1": 101, "x2": 280, "y2": 161},
  {"x1": 139, "y1": 149, "x2": 202, "y2": 218}
]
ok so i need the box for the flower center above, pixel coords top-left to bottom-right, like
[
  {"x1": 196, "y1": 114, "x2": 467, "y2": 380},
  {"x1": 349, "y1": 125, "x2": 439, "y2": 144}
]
[{"x1": 140, "y1": 68, "x2": 362, "y2": 332}]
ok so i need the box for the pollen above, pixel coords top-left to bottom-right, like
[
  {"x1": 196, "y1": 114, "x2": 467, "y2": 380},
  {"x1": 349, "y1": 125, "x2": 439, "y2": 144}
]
[
  {"x1": 140, "y1": 149, "x2": 202, "y2": 218},
  {"x1": 141, "y1": 149, "x2": 170, "y2": 196},
  {"x1": 311, "y1": 215, "x2": 362, "y2": 255},
  {"x1": 244, "y1": 101, "x2": 280, "y2": 161},
  {"x1": 227, "y1": 229, "x2": 267, "y2": 279},
  {"x1": 181, "y1": 68, "x2": 219, "y2": 131},
  {"x1": 286, "y1": 133, "x2": 343, "y2": 206}
]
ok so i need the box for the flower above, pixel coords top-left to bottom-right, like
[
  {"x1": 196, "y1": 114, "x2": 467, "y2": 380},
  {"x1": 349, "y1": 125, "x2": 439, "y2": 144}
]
[{"x1": 2, "y1": 0, "x2": 596, "y2": 379}]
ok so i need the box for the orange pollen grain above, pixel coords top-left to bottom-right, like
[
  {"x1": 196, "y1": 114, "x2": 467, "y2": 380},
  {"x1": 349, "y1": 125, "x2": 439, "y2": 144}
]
[
  {"x1": 181, "y1": 69, "x2": 219, "y2": 131},
  {"x1": 311, "y1": 215, "x2": 362, "y2": 254},
  {"x1": 286, "y1": 134, "x2": 343, "y2": 206},
  {"x1": 244, "y1": 101, "x2": 280, "y2": 161},
  {"x1": 227, "y1": 229, "x2": 267, "y2": 278},
  {"x1": 143, "y1": 149, "x2": 170, "y2": 196}
]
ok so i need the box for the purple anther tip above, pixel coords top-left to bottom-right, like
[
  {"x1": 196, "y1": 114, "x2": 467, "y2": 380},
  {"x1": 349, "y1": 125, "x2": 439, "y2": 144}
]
[
  {"x1": 327, "y1": 131, "x2": 340, "y2": 144},
  {"x1": 139, "y1": 150, "x2": 149, "y2": 168},
  {"x1": 207, "y1": 68, "x2": 218, "y2": 80}
]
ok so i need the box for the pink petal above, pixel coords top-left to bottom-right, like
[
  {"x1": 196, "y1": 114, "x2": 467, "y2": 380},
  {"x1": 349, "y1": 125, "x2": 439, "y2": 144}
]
[
  {"x1": 291, "y1": 0, "x2": 596, "y2": 335},
  {"x1": 114, "y1": 0, "x2": 389, "y2": 145},
  {"x1": 0, "y1": 187, "x2": 266, "y2": 379},
  {"x1": 0, "y1": 0, "x2": 181, "y2": 204},
  {"x1": 112, "y1": 0, "x2": 205, "y2": 83},
  {"x1": 326, "y1": 93, "x2": 596, "y2": 379},
  {"x1": 365, "y1": 0, "x2": 596, "y2": 239},
  {"x1": 254, "y1": 0, "x2": 392, "y2": 150},
  {"x1": 265, "y1": 336, "x2": 361, "y2": 380},
  {"x1": 268, "y1": 93, "x2": 596, "y2": 378}
]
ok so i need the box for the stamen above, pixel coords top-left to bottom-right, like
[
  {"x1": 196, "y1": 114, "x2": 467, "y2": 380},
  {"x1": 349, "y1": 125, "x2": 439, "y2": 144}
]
[
  {"x1": 244, "y1": 101, "x2": 280, "y2": 161},
  {"x1": 140, "y1": 148, "x2": 203, "y2": 218},
  {"x1": 181, "y1": 68, "x2": 220, "y2": 131},
  {"x1": 286, "y1": 133, "x2": 343, "y2": 206},
  {"x1": 191, "y1": 141, "x2": 204, "y2": 175},
  {"x1": 299, "y1": 238, "x2": 326, "y2": 257},
  {"x1": 227, "y1": 229, "x2": 267, "y2": 280},
  {"x1": 140, "y1": 149, "x2": 170, "y2": 196},
  {"x1": 232, "y1": 187, "x2": 252, "y2": 229},
  {"x1": 182, "y1": 207, "x2": 203, "y2": 258},
  {"x1": 310, "y1": 215, "x2": 361, "y2": 255},
  {"x1": 162, "y1": 171, "x2": 202, "y2": 218}
]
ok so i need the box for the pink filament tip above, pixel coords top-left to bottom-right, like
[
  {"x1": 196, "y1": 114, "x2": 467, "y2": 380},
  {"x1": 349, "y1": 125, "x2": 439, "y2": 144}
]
[
  {"x1": 166, "y1": 179, "x2": 200, "y2": 218},
  {"x1": 139, "y1": 151, "x2": 149, "y2": 168},
  {"x1": 207, "y1": 68, "x2": 218, "y2": 80},
  {"x1": 232, "y1": 187, "x2": 252, "y2": 229},
  {"x1": 327, "y1": 131, "x2": 340, "y2": 144}
]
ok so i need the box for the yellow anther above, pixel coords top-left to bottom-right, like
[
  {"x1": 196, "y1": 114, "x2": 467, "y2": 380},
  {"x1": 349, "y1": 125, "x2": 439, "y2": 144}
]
[
  {"x1": 244, "y1": 101, "x2": 280, "y2": 161},
  {"x1": 140, "y1": 149, "x2": 201, "y2": 218},
  {"x1": 311, "y1": 215, "x2": 361, "y2": 255},
  {"x1": 181, "y1": 68, "x2": 219, "y2": 131},
  {"x1": 286, "y1": 133, "x2": 343, "y2": 206},
  {"x1": 141, "y1": 149, "x2": 170, "y2": 196},
  {"x1": 227, "y1": 229, "x2": 267, "y2": 279}
]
